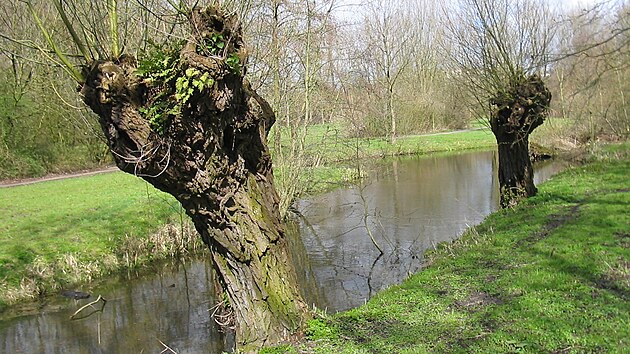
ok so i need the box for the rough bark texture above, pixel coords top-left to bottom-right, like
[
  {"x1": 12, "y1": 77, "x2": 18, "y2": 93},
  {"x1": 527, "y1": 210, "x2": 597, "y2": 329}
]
[
  {"x1": 79, "y1": 7, "x2": 308, "y2": 352},
  {"x1": 490, "y1": 74, "x2": 552, "y2": 208}
]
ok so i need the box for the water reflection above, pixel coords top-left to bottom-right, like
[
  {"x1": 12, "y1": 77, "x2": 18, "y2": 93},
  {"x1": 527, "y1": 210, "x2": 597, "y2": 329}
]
[
  {"x1": 0, "y1": 149, "x2": 565, "y2": 351},
  {"x1": 295, "y1": 150, "x2": 562, "y2": 312},
  {"x1": 0, "y1": 258, "x2": 227, "y2": 353}
]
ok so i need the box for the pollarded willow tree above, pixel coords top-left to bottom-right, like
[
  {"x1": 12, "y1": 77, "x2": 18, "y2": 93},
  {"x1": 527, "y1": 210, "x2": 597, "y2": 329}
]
[
  {"x1": 21, "y1": 1, "x2": 308, "y2": 351},
  {"x1": 444, "y1": 0, "x2": 555, "y2": 207}
]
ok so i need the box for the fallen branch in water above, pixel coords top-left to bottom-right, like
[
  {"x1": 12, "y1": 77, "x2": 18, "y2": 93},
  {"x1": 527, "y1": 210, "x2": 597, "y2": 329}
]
[{"x1": 70, "y1": 295, "x2": 107, "y2": 320}]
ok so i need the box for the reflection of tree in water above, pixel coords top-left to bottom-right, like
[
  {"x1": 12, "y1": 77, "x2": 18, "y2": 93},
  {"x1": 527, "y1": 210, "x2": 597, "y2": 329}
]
[
  {"x1": 295, "y1": 151, "x2": 499, "y2": 312},
  {"x1": 0, "y1": 260, "x2": 226, "y2": 353},
  {"x1": 304, "y1": 223, "x2": 426, "y2": 311},
  {"x1": 294, "y1": 151, "x2": 562, "y2": 312},
  {"x1": 284, "y1": 220, "x2": 324, "y2": 309},
  {"x1": 296, "y1": 184, "x2": 427, "y2": 312}
]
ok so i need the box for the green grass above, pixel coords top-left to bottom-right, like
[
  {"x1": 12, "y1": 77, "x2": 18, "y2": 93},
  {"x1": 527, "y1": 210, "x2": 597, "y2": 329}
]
[
  {"x1": 0, "y1": 172, "x2": 186, "y2": 306},
  {"x1": 276, "y1": 124, "x2": 495, "y2": 163},
  {"x1": 296, "y1": 144, "x2": 630, "y2": 353},
  {"x1": 0, "y1": 127, "x2": 496, "y2": 308},
  {"x1": 272, "y1": 124, "x2": 495, "y2": 199}
]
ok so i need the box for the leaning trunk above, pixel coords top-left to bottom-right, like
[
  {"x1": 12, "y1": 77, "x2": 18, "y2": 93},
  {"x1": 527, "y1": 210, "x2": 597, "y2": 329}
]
[
  {"x1": 79, "y1": 7, "x2": 308, "y2": 351},
  {"x1": 490, "y1": 74, "x2": 552, "y2": 208}
]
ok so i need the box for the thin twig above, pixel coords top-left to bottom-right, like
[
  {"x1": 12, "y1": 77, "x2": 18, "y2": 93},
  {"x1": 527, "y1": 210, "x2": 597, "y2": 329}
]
[
  {"x1": 70, "y1": 295, "x2": 107, "y2": 320},
  {"x1": 158, "y1": 339, "x2": 178, "y2": 354}
]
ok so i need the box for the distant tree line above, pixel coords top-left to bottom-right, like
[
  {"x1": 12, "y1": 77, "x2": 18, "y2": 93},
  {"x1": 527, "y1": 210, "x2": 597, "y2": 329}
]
[{"x1": 1, "y1": 0, "x2": 627, "y2": 180}]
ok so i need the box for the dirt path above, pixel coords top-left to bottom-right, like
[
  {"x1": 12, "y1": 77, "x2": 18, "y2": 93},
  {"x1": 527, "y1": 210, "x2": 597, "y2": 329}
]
[{"x1": 0, "y1": 166, "x2": 119, "y2": 188}]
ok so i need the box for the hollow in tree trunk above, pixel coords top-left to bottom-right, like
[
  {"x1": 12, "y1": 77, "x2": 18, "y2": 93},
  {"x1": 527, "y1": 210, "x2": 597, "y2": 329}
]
[
  {"x1": 489, "y1": 74, "x2": 552, "y2": 208},
  {"x1": 78, "y1": 7, "x2": 308, "y2": 351}
]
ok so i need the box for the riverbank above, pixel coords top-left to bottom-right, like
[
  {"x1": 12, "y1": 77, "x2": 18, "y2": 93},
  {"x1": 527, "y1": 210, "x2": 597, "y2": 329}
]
[
  {"x1": 0, "y1": 172, "x2": 204, "y2": 310},
  {"x1": 287, "y1": 142, "x2": 630, "y2": 353},
  {"x1": 0, "y1": 128, "x2": 494, "y2": 310}
]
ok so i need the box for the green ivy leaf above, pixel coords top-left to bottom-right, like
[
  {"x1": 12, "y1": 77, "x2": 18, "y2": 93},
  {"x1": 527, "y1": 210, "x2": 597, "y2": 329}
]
[
  {"x1": 226, "y1": 54, "x2": 241, "y2": 75},
  {"x1": 185, "y1": 68, "x2": 199, "y2": 77}
]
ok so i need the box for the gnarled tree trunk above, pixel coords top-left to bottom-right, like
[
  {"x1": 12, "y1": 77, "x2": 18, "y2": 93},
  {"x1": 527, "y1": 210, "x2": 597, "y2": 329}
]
[
  {"x1": 490, "y1": 74, "x2": 552, "y2": 208},
  {"x1": 79, "y1": 7, "x2": 308, "y2": 352}
]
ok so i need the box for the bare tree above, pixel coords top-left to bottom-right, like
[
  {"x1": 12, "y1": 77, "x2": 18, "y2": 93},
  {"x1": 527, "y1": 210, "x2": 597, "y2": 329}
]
[
  {"x1": 550, "y1": 0, "x2": 630, "y2": 141},
  {"x1": 0, "y1": 1, "x2": 109, "y2": 178},
  {"x1": 360, "y1": 0, "x2": 417, "y2": 143},
  {"x1": 444, "y1": 0, "x2": 555, "y2": 207},
  {"x1": 245, "y1": 0, "x2": 341, "y2": 216}
]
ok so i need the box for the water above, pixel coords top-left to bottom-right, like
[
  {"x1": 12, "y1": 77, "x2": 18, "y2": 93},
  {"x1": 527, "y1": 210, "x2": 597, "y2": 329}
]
[
  {"x1": 0, "y1": 149, "x2": 565, "y2": 352},
  {"x1": 294, "y1": 151, "x2": 566, "y2": 311},
  {"x1": 0, "y1": 259, "x2": 229, "y2": 353}
]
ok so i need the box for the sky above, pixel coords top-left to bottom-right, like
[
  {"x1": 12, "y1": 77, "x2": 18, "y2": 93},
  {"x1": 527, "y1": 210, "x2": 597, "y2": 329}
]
[
  {"x1": 333, "y1": 0, "x2": 613, "y2": 23},
  {"x1": 560, "y1": 0, "x2": 608, "y2": 10}
]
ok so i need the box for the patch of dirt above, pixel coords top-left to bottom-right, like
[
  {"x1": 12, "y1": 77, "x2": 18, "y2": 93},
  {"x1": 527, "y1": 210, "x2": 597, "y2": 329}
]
[
  {"x1": 454, "y1": 291, "x2": 503, "y2": 310},
  {"x1": 595, "y1": 259, "x2": 630, "y2": 300},
  {"x1": 337, "y1": 315, "x2": 404, "y2": 344},
  {"x1": 451, "y1": 317, "x2": 497, "y2": 350},
  {"x1": 478, "y1": 258, "x2": 512, "y2": 271},
  {"x1": 614, "y1": 232, "x2": 630, "y2": 249},
  {"x1": 516, "y1": 204, "x2": 581, "y2": 246},
  {"x1": 485, "y1": 274, "x2": 498, "y2": 282}
]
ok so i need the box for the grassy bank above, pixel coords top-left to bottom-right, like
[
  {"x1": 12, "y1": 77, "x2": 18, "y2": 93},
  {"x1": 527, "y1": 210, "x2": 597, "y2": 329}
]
[
  {"x1": 288, "y1": 143, "x2": 630, "y2": 353},
  {"x1": 0, "y1": 128, "x2": 494, "y2": 309},
  {"x1": 0, "y1": 172, "x2": 203, "y2": 309},
  {"x1": 279, "y1": 124, "x2": 495, "y2": 162},
  {"x1": 273, "y1": 125, "x2": 495, "y2": 200}
]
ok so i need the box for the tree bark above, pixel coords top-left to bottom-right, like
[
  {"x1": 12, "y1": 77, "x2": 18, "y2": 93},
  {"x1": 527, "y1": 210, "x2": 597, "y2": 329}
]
[
  {"x1": 78, "y1": 7, "x2": 308, "y2": 351},
  {"x1": 495, "y1": 138, "x2": 536, "y2": 207},
  {"x1": 490, "y1": 74, "x2": 552, "y2": 208}
]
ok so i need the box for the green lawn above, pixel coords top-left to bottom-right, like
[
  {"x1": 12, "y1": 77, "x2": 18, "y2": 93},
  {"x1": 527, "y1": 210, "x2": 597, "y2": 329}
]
[
  {"x1": 274, "y1": 123, "x2": 495, "y2": 163},
  {"x1": 0, "y1": 172, "x2": 184, "y2": 306},
  {"x1": 289, "y1": 143, "x2": 630, "y2": 353},
  {"x1": 272, "y1": 124, "x2": 496, "y2": 197}
]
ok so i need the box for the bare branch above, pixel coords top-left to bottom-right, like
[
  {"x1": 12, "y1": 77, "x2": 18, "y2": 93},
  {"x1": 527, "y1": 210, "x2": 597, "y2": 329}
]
[{"x1": 22, "y1": 0, "x2": 84, "y2": 82}]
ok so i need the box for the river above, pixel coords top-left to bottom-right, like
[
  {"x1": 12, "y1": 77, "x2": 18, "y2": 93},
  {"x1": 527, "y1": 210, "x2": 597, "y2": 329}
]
[{"x1": 0, "y1": 150, "x2": 565, "y2": 353}]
